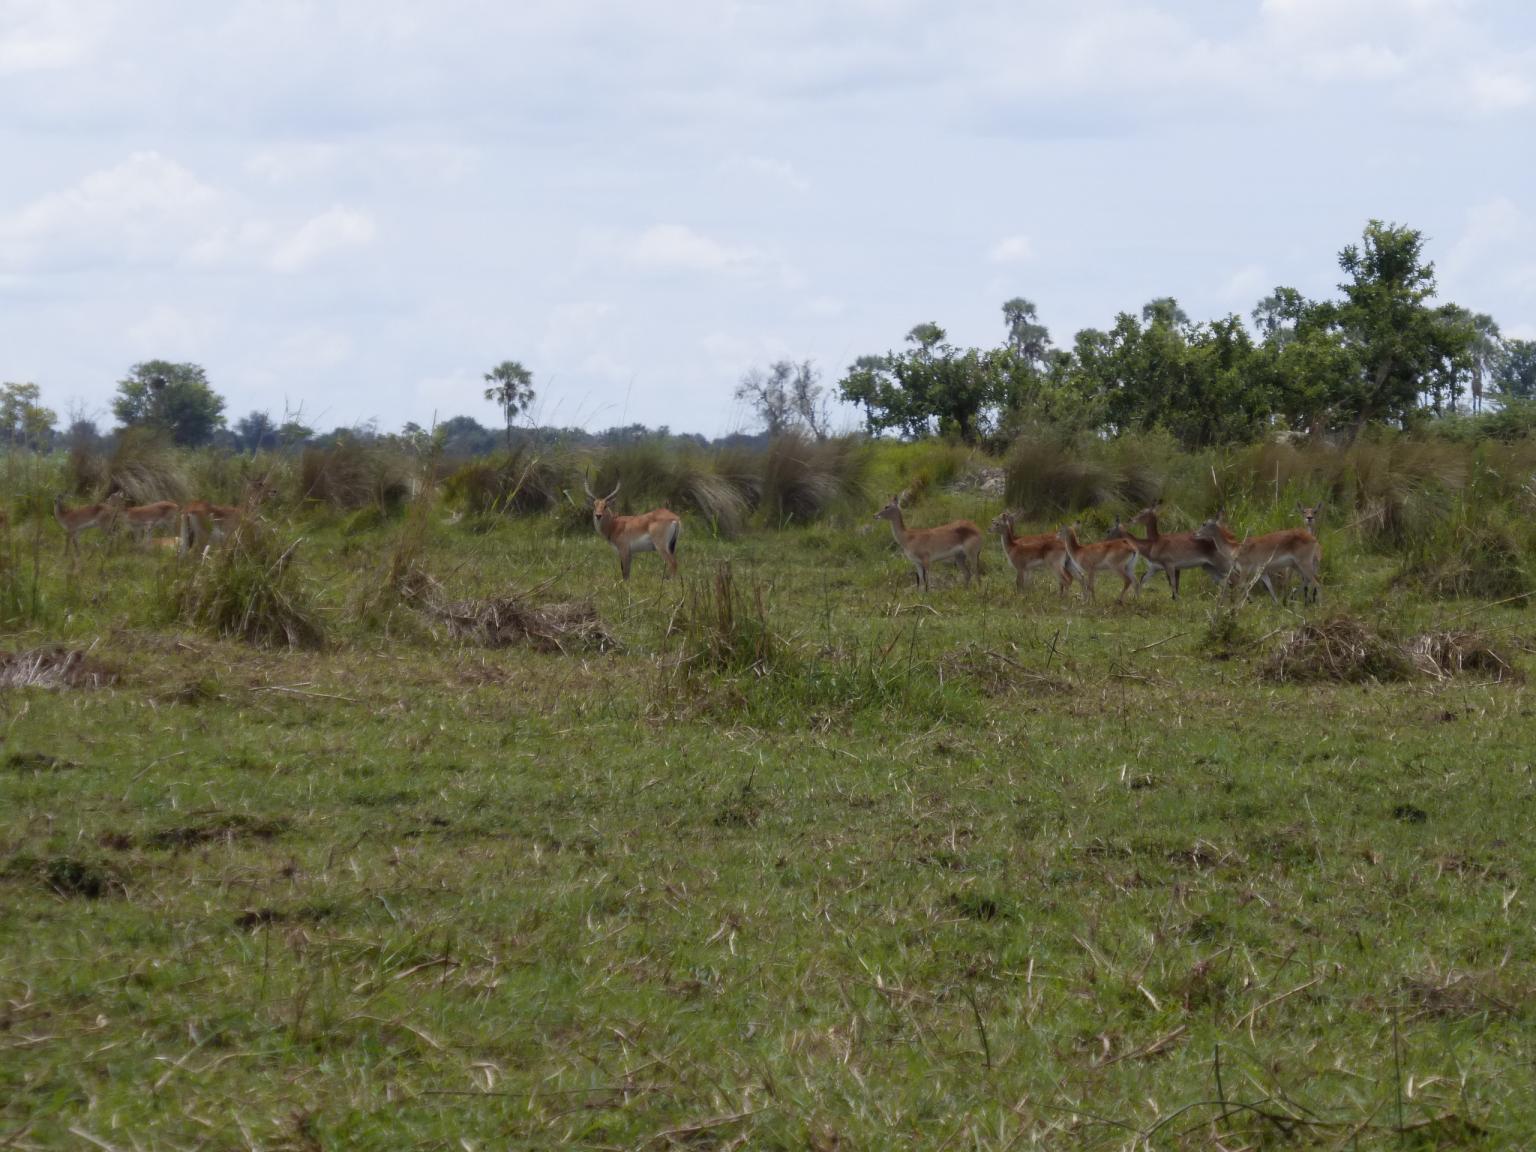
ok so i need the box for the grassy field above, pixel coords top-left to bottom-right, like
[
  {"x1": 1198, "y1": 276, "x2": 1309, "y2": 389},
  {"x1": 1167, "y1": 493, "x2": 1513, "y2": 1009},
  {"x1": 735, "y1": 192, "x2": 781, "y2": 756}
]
[{"x1": 1, "y1": 488, "x2": 1532, "y2": 1150}]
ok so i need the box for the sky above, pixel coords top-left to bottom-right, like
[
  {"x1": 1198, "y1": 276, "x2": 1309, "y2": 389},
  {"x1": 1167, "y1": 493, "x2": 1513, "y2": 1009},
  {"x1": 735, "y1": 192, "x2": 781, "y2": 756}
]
[{"x1": 2, "y1": 0, "x2": 1534, "y2": 438}]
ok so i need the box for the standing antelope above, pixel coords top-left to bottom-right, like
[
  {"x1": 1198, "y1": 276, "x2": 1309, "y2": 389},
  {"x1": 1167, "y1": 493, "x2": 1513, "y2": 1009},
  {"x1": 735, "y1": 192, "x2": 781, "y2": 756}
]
[
  {"x1": 120, "y1": 500, "x2": 181, "y2": 547},
  {"x1": 990, "y1": 510, "x2": 1078, "y2": 595},
  {"x1": 1056, "y1": 523, "x2": 1139, "y2": 603},
  {"x1": 874, "y1": 496, "x2": 983, "y2": 592},
  {"x1": 54, "y1": 492, "x2": 121, "y2": 555},
  {"x1": 1193, "y1": 517, "x2": 1321, "y2": 605},
  {"x1": 1121, "y1": 502, "x2": 1228, "y2": 599},
  {"x1": 583, "y1": 479, "x2": 681, "y2": 580},
  {"x1": 178, "y1": 501, "x2": 243, "y2": 556}
]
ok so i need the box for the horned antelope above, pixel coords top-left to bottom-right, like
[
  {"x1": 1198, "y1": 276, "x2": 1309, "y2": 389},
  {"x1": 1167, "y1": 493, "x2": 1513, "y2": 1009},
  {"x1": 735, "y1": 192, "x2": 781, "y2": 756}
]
[
  {"x1": 874, "y1": 496, "x2": 983, "y2": 592},
  {"x1": 1121, "y1": 502, "x2": 1228, "y2": 599},
  {"x1": 54, "y1": 492, "x2": 121, "y2": 555},
  {"x1": 582, "y1": 478, "x2": 681, "y2": 581},
  {"x1": 178, "y1": 501, "x2": 243, "y2": 556},
  {"x1": 1193, "y1": 517, "x2": 1321, "y2": 605},
  {"x1": 990, "y1": 510, "x2": 1078, "y2": 595},
  {"x1": 120, "y1": 500, "x2": 181, "y2": 547},
  {"x1": 1056, "y1": 523, "x2": 1139, "y2": 603}
]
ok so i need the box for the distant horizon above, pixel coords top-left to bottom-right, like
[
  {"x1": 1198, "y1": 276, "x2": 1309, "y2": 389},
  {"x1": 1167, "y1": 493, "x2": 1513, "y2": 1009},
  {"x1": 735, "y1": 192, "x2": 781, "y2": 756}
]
[{"x1": 4, "y1": 2, "x2": 1533, "y2": 438}]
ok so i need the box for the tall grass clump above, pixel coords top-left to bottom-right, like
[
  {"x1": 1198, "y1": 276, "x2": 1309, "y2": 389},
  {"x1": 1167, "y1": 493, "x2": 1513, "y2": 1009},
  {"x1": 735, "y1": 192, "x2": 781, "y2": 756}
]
[
  {"x1": 668, "y1": 561, "x2": 778, "y2": 677},
  {"x1": 175, "y1": 520, "x2": 325, "y2": 649},
  {"x1": 759, "y1": 434, "x2": 868, "y2": 524},
  {"x1": 298, "y1": 436, "x2": 413, "y2": 512},
  {"x1": 867, "y1": 440, "x2": 976, "y2": 505},
  {"x1": 71, "y1": 429, "x2": 189, "y2": 505},
  {"x1": 1004, "y1": 430, "x2": 1168, "y2": 516},
  {"x1": 1394, "y1": 505, "x2": 1534, "y2": 603},
  {"x1": 442, "y1": 447, "x2": 575, "y2": 517},
  {"x1": 591, "y1": 443, "x2": 750, "y2": 536}
]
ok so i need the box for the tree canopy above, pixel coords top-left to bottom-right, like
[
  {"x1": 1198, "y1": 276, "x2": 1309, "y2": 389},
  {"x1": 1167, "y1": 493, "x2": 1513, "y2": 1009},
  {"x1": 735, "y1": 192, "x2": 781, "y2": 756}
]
[{"x1": 112, "y1": 361, "x2": 226, "y2": 446}]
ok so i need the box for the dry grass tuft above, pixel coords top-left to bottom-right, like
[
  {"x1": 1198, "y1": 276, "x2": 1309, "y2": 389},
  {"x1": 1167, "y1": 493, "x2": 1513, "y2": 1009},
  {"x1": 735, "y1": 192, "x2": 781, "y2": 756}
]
[
  {"x1": 1262, "y1": 617, "x2": 1413, "y2": 684},
  {"x1": 0, "y1": 646, "x2": 116, "y2": 689},
  {"x1": 426, "y1": 592, "x2": 615, "y2": 654},
  {"x1": 1405, "y1": 630, "x2": 1522, "y2": 682}
]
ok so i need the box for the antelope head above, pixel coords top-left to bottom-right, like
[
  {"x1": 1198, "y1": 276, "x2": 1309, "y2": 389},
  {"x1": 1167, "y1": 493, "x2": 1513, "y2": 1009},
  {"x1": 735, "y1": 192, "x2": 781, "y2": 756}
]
[
  {"x1": 1297, "y1": 502, "x2": 1320, "y2": 534},
  {"x1": 873, "y1": 494, "x2": 904, "y2": 524},
  {"x1": 583, "y1": 476, "x2": 622, "y2": 526}
]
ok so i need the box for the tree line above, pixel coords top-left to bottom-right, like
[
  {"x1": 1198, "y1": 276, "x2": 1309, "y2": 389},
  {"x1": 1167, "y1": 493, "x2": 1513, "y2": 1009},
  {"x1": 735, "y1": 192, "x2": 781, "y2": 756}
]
[{"x1": 832, "y1": 221, "x2": 1534, "y2": 448}]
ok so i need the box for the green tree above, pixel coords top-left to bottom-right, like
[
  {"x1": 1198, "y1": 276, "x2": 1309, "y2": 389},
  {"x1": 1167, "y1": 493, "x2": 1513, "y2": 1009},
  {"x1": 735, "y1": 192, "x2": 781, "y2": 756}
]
[
  {"x1": 1001, "y1": 297, "x2": 1051, "y2": 368},
  {"x1": 838, "y1": 325, "x2": 999, "y2": 443},
  {"x1": 0, "y1": 382, "x2": 57, "y2": 449},
  {"x1": 234, "y1": 410, "x2": 277, "y2": 454},
  {"x1": 1330, "y1": 221, "x2": 1467, "y2": 440},
  {"x1": 1496, "y1": 338, "x2": 1536, "y2": 401},
  {"x1": 112, "y1": 361, "x2": 226, "y2": 446},
  {"x1": 483, "y1": 360, "x2": 535, "y2": 453},
  {"x1": 1141, "y1": 297, "x2": 1191, "y2": 330}
]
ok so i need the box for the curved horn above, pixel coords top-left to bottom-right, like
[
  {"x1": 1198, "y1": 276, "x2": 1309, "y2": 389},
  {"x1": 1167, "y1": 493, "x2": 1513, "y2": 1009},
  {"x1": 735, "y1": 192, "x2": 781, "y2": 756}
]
[
  {"x1": 582, "y1": 474, "x2": 597, "y2": 501},
  {"x1": 603, "y1": 480, "x2": 620, "y2": 503}
]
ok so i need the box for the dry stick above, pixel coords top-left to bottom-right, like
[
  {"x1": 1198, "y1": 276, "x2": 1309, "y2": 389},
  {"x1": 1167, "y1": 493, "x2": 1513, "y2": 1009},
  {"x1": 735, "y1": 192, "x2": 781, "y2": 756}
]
[
  {"x1": 1130, "y1": 631, "x2": 1188, "y2": 655},
  {"x1": 643, "y1": 1107, "x2": 763, "y2": 1146},
  {"x1": 1238, "y1": 973, "x2": 1327, "y2": 1036},
  {"x1": 253, "y1": 684, "x2": 362, "y2": 704}
]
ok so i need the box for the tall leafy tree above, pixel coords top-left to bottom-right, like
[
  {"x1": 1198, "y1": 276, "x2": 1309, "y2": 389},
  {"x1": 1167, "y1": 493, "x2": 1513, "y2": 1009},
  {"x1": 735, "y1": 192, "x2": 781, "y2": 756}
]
[
  {"x1": 1141, "y1": 297, "x2": 1191, "y2": 330},
  {"x1": 1495, "y1": 338, "x2": 1536, "y2": 401},
  {"x1": 736, "y1": 360, "x2": 829, "y2": 439},
  {"x1": 483, "y1": 360, "x2": 535, "y2": 453},
  {"x1": 1001, "y1": 297, "x2": 1051, "y2": 368},
  {"x1": 839, "y1": 326, "x2": 999, "y2": 443},
  {"x1": 112, "y1": 361, "x2": 226, "y2": 446},
  {"x1": 234, "y1": 410, "x2": 278, "y2": 453},
  {"x1": 0, "y1": 382, "x2": 57, "y2": 449},
  {"x1": 1330, "y1": 221, "x2": 1467, "y2": 440}
]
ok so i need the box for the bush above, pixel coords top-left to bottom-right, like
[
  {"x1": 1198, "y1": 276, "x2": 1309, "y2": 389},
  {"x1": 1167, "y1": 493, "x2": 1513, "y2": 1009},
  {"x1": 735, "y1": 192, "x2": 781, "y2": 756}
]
[
  {"x1": 174, "y1": 519, "x2": 325, "y2": 649},
  {"x1": 298, "y1": 436, "x2": 414, "y2": 512},
  {"x1": 73, "y1": 429, "x2": 190, "y2": 505},
  {"x1": 1394, "y1": 507, "x2": 1533, "y2": 603},
  {"x1": 759, "y1": 434, "x2": 869, "y2": 524},
  {"x1": 442, "y1": 447, "x2": 576, "y2": 517}
]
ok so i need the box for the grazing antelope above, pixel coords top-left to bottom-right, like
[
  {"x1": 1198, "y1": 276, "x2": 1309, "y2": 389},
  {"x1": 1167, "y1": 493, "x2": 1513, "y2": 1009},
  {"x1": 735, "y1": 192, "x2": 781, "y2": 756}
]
[
  {"x1": 1121, "y1": 502, "x2": 1228, "y2": 599},
  {"x1": 990, "y1": 510, "x2": 1078, "y2": 595},
  {"x1": 178, "y1": 500, "x2": 243, "y2": 556},
  {"x1": 1193, "y1": 517, "x2": 1321, "y2": 605},
  {"x1": 54, "y1": 492, "x2": 121, "y2": 555},
  {"x1": 1056, "y1": 523, "x2": 1139, "y2": 603},
  {"x1": 583, "y1": 478, "x2": 681, "y2": 581},
  {"x1": 874, "y1": 496, "x2": 983, "y2": 592},
  {"x1": 119, "y1": 500, "x2": 181, "y2": 547}
]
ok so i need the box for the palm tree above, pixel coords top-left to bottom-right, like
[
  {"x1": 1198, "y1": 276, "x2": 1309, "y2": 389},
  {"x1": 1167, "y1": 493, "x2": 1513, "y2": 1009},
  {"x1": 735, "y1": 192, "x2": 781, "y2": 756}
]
[
  {"x1": 1467, "y1": 312, "x2": 1502, "y2": 412},
  {"x1": 483, "y1": 360, "x2": 535, "y2": 453}
]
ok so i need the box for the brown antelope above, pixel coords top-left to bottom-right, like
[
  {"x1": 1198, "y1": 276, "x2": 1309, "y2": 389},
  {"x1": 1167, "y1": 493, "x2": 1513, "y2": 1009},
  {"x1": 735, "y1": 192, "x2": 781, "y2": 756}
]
[
  {"x1": 1193, "y1": 517, "x2": 1321, "y2": 605},
  {"x1": 874, "y1": 496, "x2": 983, "y2": 592},
  {"x1": 1121, "y1": 502, "x2": 1228, "y2": 599},
  {"x1": 990, "y1": 510, "x2": 1078, "y2": 595},
  {"x1": 120, "y1": 500, "x2": 181, "y2": 547},
  {"x1": 54, "y1": 492, "x2": 121, "y2": 555},
  {"x1": 583, "y1": 478, "x2": 681, "y2": 580},
  {"x1": 178, "y1": 500, "x2": 243, "y2": 556},
  {"x1": 1056, "y1": 523, "x2": 1139, "y2": 603}
]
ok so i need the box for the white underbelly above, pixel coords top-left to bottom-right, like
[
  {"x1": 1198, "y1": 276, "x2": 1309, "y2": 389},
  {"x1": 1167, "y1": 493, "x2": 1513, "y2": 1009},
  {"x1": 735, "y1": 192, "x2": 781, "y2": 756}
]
[{"x1": 629, "y1": 534, "x2": 657, "y2": 554}]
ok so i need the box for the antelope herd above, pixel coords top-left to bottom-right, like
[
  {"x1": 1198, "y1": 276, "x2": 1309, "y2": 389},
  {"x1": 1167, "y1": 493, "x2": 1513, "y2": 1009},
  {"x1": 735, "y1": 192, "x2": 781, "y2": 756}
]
[{"x1": 40, "y1": 482, "x2": 1324, "y2": 607}]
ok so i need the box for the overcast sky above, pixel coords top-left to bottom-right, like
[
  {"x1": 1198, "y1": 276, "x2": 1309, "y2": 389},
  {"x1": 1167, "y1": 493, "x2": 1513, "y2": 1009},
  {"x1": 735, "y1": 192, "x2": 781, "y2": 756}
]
[{"x1": 2, "y1": 0, "x2": 1533, "y2": 437}]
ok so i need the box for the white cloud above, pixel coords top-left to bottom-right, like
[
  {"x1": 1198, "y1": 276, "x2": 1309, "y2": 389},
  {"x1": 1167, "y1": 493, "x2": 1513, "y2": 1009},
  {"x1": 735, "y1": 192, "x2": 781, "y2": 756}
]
[
  {"x1": 723, "y1": 153, "x2": 811, "y2": 193},
  {"x1": 988, "y1": 235, "x2": 1034, "y2": 265},
  {"x1": 1222, "y1": 263, "x2": 1268, "y2": 301},
  {"x1": 0, "y1": 0, "x2": 107, "y2": 75},
  {"x1": 126, "y1": 306, "x2": 220, "y2": 357},
  {"x1": 1467, "y1": 69, "x2": 1534, "y2": 113},
  {"x1": 0, "y1": 151, "x2": 220, "y2": 271},
  {"x1": 627, "y1": 224, "x2": 763, "y2": 274},
  {"x1": 0, "y1": 153, "x2": 376, "y2": 276},
  {"x1": 806, "y1": 295, "x2": 846, "y2": 319},
  {"x1": 269, "y1": 206, "x2": 376, "y2": 272}
]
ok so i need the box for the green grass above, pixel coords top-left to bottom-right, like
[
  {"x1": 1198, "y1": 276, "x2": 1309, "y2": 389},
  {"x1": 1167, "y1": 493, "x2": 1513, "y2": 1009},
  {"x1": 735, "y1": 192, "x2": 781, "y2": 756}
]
[{"x1": 2, "y1": 497, "x2": 1533, "y2": 1149}]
